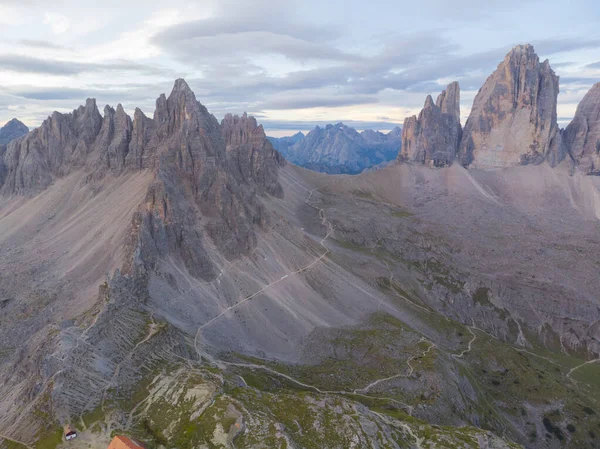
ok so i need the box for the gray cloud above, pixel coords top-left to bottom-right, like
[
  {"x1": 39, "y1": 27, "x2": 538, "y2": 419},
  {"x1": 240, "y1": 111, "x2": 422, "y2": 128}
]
[
  {"x1": 151, "y1": 15, "x2": 356, "y2": 64},
  {"x1": 532, "y1": 37, "x2": 600, "y2": 56},
  {"x1": 18, "y1": 39, "x2": 66, "y2": 50},
  {"x1": 0, "y1": 54, "x2": 172, "y2": 76},
  {"x1": 257, "y1": 94, "x2": 378, "y2": 110},
  {"x1": 586, "y1": 61, "x2": 600, "y2": 69}
]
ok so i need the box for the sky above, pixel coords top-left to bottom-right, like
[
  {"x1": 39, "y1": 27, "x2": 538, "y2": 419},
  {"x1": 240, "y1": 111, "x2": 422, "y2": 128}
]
[{"x1": 0, "y1": 0, "x2": 599, "y2": 137}]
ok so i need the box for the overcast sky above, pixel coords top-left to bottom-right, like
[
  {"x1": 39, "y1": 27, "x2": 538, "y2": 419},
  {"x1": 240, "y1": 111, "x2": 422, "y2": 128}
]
[{"x1": 0, "y1": 0, "x2": 599, "y2": 136}]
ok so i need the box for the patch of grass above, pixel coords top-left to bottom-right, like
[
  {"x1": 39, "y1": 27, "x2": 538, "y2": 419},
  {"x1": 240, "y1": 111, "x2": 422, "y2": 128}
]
[
  {"x1": 81, "y1": 404, "x2": 105, "y2": 429},
  {"x1": 350, "y1": 189, "x2": 377, "y2": 200},
  {"x1": 34, "y1": 427, "x2": 63, "y2": 449},
  {"x1": 390, "y1": 209, "x2": 414, "y2": 218},
  {"x1": 571, "y1": 362, "x2": 600, "y2": 389}
]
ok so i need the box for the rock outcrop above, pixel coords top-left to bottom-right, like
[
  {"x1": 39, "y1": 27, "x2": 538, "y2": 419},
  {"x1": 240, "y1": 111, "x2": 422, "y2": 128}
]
[
  {"x1": 563, "y1": 82, "x2": 600, "y2": 174},
  {"x1": 399, "y1": 82, "x2": 462, "y2": 167},
  {"x1": 0, "y1": 118, "x2": 28, "y2": 145},
  {"x1": 458, "y1": 44, "x2": 564, "y2": 168},
  {"x1": 0, "y1": 99, "x2": 103, "y2": 194}
]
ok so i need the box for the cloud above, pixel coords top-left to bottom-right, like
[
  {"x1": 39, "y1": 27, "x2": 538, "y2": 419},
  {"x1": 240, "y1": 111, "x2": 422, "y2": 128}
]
[
  {"x1": 18, "y1": 39, "x2": 67, "y2": 50},
  {"x1": 532, "y1": 37, "x2": 600, "y2": 56},
  {"x1": 258, "y1": 93, "x2": 379, "y2": 110},
  {"x1": 151, "y1": 15, "x2": 355, "y2": 64},
  {"x1": 0, "y1": 54, "x2": 172, "y2": 76},
  {"x1": 44, "y1": 12, "x2": 70, "y2": 34},
  {"x1": 585, "y1": 61, "x2": 600, "y2": 69}
]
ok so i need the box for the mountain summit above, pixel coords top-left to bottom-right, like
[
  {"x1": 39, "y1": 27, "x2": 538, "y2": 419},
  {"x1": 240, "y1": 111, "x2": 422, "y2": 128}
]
[
  {"x1": 459, "y1": 44, "x2": 563, "y2": 168},
  {"x1": 0, "y1": 118, "x2": 28, "y2": 145}
]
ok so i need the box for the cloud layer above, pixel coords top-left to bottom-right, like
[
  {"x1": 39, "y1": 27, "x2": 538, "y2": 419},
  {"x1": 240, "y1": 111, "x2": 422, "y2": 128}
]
[{"x1": 0, "y1": 0, "x2": 599, "y2": 133}]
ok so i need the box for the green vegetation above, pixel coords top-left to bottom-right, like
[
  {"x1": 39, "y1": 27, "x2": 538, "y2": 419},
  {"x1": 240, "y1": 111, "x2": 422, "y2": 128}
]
[
  {"x1": 34, "y1": 427, "x2": 63, "y2": 449},
  {"x1": 390, "y1": 208, "x2": 414, "y2": 218}
]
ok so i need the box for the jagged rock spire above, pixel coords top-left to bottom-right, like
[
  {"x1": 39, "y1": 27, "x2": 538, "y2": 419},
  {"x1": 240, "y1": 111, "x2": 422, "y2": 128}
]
[
  {"x1": 458, "y1": 44, "x2": 564, "y2": 168},
  {"x1": 399, "y1": 81, "x2": 462, "y2": 167}
]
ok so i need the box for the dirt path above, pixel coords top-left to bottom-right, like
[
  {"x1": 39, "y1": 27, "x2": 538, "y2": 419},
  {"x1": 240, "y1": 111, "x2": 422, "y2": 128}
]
[
  {"x1": 356, "y1": 339, "x2": 436, "y2": 393},
  {"x1": 453, "y1": 326, "x2": 477, "y2": 359},
  {"x1": 567, "y1": 358, "x2": 600, "y2": 378},
  {"x1": 220, "y1": 360, "x2": 414, "y2": 413},
  {"x1": 193, "y1": 182, "x2": 335, "y2": 340},
  {"x1": 0, "y1": 434, "x2": 34, "y2": 449}
]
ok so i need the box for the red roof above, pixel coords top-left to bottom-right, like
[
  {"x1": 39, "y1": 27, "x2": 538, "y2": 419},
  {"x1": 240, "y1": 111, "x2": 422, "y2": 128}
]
[{"x1": 107, "y1": 436, "x2": 146, "y2": 449}]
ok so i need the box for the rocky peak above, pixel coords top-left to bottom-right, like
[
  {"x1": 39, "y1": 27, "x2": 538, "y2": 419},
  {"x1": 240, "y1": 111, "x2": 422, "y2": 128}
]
[
  {"x1": 155, "y1": 79, "x2": 219, "y2": 138},
  {"x1": 563, "y1": 82, "x2": 600, "y2": 174},
  {"x1": 221, "y1": 112, "x2": 284, "y2": 197},
  {"x1": 436, "y1": 81, "x2": 460, "y2": 118},
  {"x1": 0, "y1": 118, "x2": 29, "y2": 145},
  {"x1": 458, "y1": 44, "x2": 563, "y2": 168},
  {"x1": 399, "y1": 82, "x2": 462, "y2": 167},
  {"x1": 89, "y1": 103, "x2": 133, "y2": 174}
]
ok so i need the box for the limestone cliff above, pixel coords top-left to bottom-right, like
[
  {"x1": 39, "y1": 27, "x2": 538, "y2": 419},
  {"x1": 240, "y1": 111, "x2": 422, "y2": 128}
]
[
  {"x1": 458, "y1": 44, "x2": 564, "y2": 168},
  {"x1": 399, "y1": 82, "x2": 462, "y2": 167},
  {"x1": 564, "y1": 82, "x2": 600, "y2": 174}
]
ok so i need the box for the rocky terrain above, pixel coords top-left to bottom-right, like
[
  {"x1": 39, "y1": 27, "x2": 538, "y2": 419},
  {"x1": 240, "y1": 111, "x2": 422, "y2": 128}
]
[
  {"x1": 0, "y1": 44, "x2": 599, "y2": 449},
  {"x1": 563, "y1": 82, "x2": 600, "y2": 174},
  {"x1": 458, "y1": 44, "x2": 563, "y2": 168},
  {"x1": 270, "y1": 123, "x2": 401, "y2": 174},
  {"x1": 0, "y1": 118, "x2": 28, "y2": 146},
  {"x1": 400, "y1": 82, "x2": 462, "y2": 167}
]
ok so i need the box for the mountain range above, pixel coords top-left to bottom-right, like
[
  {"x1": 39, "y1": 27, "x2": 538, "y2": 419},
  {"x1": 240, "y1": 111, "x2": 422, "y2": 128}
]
[
  {"x1": 268, "y1": 123, "x2": 401, "y2": 174},
  {"x1": 0, "y1": 45, "x2": 599, "y2": 449}
]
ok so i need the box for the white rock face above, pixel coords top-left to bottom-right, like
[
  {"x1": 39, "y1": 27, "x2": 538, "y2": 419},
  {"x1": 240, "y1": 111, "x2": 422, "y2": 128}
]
[{"x1": 458, "y1": 44, "x2": 564, "y2": 169}]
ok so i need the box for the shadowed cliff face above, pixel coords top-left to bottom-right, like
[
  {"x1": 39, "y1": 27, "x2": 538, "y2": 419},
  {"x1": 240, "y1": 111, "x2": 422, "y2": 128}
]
[
  {"x1": 399, "y1": 82, "x2": 462, "y2": 167},
  {"x1": 564, "y1": 82, "x2": 600, "y2": 174}
]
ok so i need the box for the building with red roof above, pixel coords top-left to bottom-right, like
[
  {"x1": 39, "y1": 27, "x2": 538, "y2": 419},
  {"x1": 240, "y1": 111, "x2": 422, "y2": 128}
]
[{"x1": 107, "y1": 435, "x2": 146, "y2": 449}]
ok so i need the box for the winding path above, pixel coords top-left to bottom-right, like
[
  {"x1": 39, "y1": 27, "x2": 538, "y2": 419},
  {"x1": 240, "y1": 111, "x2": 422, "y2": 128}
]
[
  {"x1": 356, "y1": 339, "x2": 436, "y2": 393},
  {"x1": 193, "y1": 182, "x2": 334, "y2": 345},
  {"x1": 567, "y1": 358, "x2": 600, "y2": 378},
  {"x1": 453, "y1": 326, "x2": 477, "y2": 359}
]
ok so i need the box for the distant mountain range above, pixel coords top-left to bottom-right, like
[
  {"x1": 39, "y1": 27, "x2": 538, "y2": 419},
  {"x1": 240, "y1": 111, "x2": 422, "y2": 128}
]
[
  {"x1": 268, "y1": 123, "x2": 401, "y2": 174},
  {"x1": 0, "y1": 118, "x2": 28, "y2": 145}
]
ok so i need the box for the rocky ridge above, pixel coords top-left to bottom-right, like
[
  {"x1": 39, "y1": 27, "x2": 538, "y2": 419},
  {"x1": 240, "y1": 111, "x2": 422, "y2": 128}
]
[{"x1": 400, "y1": 81, "x2": 462, "y2": 167}]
